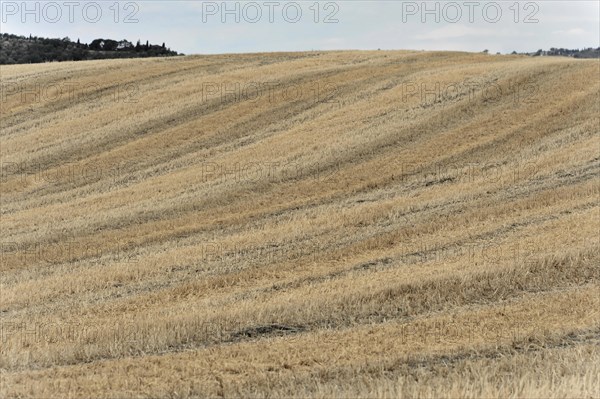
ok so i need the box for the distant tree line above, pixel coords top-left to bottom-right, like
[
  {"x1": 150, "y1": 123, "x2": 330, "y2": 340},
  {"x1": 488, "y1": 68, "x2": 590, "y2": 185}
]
[
  {"x1": 0, "y1": 33, "x2": 183, "y2": 65},
  {"x1": 508, "y1": 47, "x2": 600, "y2": 59},
  {"x1": 532, "y1": 47, "x2": 600, "y2": 58}
]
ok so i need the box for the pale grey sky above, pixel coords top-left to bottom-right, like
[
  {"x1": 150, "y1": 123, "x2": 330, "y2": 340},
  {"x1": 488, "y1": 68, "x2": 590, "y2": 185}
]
[{"x1": 1, "y1": 1, "x2": 598, "y2": 54}]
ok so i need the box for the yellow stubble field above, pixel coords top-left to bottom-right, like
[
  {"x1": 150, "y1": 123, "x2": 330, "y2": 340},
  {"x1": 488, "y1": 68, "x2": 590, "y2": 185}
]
[{"x1": 0, "y1": 51, "x2": 598, "y2": 398}]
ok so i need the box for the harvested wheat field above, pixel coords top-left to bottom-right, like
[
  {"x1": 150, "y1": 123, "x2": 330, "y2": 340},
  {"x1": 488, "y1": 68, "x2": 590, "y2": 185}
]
[{"x1": 0, "y1": 51, "x2": 599, "y2": 398}]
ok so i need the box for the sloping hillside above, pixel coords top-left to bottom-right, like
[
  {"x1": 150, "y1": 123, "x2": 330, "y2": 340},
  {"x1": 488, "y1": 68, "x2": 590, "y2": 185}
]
[{"x1": 1, "y1": 51, "x2": 598, "y2": 398}]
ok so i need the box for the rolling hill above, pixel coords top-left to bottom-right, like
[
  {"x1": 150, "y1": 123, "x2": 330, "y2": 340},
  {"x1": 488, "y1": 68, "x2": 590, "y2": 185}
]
[{"x1": 0, "y1": 51, "x2": 599, "y2": 398}]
